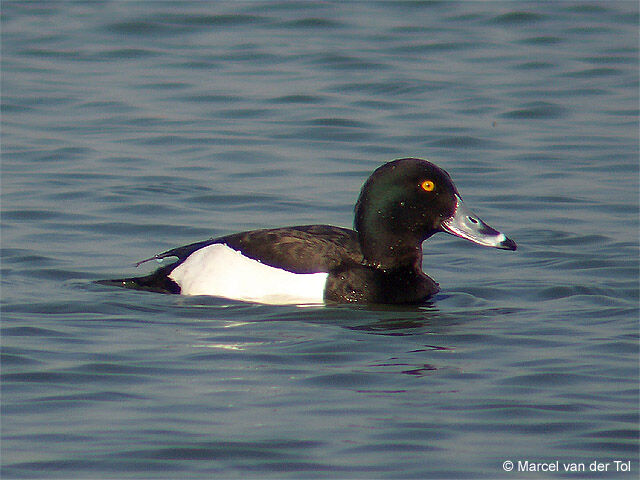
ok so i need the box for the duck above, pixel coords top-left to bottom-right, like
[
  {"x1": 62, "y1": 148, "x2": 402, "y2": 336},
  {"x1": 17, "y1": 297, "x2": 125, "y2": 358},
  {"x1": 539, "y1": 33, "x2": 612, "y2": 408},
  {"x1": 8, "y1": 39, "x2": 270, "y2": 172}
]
[{"x1": 101, "y1": 158, "x2": 516, "y2": 305}]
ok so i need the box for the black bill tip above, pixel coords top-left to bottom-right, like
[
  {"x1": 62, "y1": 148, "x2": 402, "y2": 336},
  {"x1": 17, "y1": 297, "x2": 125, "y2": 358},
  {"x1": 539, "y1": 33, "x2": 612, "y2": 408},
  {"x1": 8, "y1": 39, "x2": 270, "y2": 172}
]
[{"x1": 498, "y1": 236, "x2": 517, "y2": 251}]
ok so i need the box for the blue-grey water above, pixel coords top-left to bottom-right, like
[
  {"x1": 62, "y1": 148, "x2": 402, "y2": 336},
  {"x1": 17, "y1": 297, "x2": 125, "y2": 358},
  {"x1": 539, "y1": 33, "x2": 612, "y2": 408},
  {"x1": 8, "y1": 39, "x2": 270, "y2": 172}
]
[{"x1": 1, "y1": 2, "x2": 638, "y2": 479}]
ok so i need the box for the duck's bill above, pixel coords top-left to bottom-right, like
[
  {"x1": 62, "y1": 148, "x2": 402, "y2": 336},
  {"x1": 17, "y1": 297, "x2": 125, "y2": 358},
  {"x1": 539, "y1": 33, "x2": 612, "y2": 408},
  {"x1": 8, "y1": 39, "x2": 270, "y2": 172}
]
[{"x1": 441, "y1": 195, "x2": 517, "y2": 251}]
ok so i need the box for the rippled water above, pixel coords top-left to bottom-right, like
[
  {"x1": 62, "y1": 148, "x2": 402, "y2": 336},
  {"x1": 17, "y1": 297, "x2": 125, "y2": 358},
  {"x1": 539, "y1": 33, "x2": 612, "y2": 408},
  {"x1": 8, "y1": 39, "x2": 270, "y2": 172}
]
[{"x1": 2, "y1": 2, "x2": 638, "y2": 479}]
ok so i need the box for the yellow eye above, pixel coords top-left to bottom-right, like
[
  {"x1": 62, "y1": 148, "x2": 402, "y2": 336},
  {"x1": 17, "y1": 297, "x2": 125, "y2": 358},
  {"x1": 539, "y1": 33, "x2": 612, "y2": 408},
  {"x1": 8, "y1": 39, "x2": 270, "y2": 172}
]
[{"x1": 420, "y1": 180, "x2": 435, "y2": 192}]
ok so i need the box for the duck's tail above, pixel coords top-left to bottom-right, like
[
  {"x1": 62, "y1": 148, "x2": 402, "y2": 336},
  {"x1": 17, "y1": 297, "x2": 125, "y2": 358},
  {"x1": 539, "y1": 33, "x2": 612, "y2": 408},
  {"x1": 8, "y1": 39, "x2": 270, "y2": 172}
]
[
  {"x1": 97, "y1": 238, "x2": 219, "y2": 295},
  {"x1": 97, "y1": 266, "x2": 180, "y2": 294}
]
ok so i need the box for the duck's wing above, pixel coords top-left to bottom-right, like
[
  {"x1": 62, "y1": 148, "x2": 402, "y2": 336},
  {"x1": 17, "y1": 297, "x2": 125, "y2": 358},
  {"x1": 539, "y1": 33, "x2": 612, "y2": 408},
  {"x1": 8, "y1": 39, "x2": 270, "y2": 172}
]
[{"x1": 221, "y1": 225, "x2": 363, "y2": 274}]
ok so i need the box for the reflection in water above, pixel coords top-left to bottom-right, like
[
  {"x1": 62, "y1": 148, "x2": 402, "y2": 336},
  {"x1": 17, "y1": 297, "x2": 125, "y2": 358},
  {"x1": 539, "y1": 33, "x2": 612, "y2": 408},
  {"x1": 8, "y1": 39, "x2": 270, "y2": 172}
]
[{"x1": 346, "y1": 313, "x2": 438, "y2": 336}]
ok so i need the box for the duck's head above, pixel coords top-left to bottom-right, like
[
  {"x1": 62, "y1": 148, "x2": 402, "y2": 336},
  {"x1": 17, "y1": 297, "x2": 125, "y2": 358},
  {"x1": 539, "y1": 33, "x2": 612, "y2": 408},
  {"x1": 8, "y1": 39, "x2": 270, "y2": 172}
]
[{"x1": 354, "y1": 158, "x2": 516, "y2": 268}]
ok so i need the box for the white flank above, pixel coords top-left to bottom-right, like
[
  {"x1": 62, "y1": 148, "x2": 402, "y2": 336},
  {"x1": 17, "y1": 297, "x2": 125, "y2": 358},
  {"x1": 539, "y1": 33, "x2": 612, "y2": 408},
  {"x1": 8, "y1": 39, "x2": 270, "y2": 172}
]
[{"x1": 168, "y1": 243, "x2": 328, "y2": 305}]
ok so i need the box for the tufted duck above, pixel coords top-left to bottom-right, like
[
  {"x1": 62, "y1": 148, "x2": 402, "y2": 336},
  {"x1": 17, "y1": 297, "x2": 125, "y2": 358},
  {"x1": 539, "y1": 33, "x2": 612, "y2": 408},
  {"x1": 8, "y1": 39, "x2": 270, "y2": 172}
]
[{"x1": 101, "y1": 158, "x2": 516, "y2": 304}]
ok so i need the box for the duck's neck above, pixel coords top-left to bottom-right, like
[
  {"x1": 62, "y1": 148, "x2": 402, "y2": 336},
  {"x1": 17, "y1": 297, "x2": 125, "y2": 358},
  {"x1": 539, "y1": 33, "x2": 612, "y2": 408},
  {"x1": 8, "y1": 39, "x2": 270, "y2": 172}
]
[{"x1": 357, "y1": 227, "x2": 425, "y2": 271}]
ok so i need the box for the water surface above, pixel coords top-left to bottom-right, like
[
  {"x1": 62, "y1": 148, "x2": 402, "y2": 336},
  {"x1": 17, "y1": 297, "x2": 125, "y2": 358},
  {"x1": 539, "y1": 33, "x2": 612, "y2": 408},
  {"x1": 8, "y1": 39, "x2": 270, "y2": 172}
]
[{"x1": 2, "y1": 2, "x2": 638, "y2": 478}]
